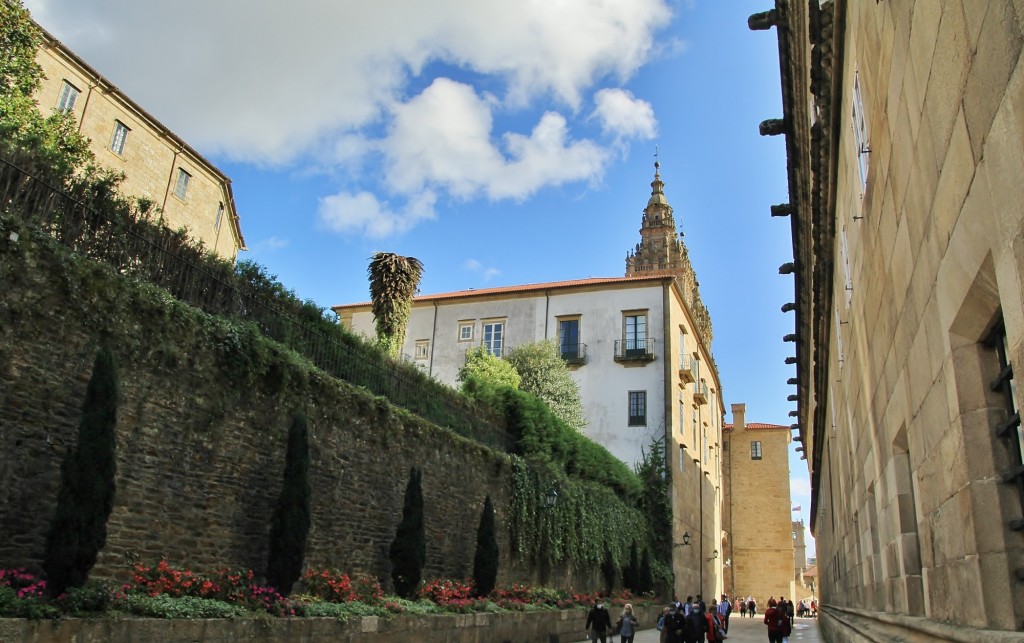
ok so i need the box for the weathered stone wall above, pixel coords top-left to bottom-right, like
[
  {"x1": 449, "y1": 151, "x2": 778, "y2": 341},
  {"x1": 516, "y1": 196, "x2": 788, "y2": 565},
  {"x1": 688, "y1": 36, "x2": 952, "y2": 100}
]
[
  {"x1": 0, "y1": 228, "x2": 570, "y2": 588},
  {"x1": 0, "y1": 605, "x2": 663, "y2": 643}
]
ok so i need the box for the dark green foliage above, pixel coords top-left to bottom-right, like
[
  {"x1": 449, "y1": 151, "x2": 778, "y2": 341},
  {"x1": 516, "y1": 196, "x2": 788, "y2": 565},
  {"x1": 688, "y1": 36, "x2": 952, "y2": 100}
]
[
  {"x1": 389, "y1": 467, "x2": 425, "y2": 599},
  {"x1": 601, "y1": 547, "x2": 616, "y2": 596},
  {"x1": 623, "y1": 542, "x2": 639, "y2": 593},
  {"x1": 472, "y1": 495, "x2": 499, "y2": 597},
  {"x1": 43, "y1": 347, "x2": 119, "y2": 598},
  {"x1": 638, "y1": 548, "x2": 654, "y2": 595},
  {"x1": 635, "y1": 438, "x2": 672, "y2": 562},
  {"x1": 265, "y1": 412, "x2": 312, "y2": 595}
]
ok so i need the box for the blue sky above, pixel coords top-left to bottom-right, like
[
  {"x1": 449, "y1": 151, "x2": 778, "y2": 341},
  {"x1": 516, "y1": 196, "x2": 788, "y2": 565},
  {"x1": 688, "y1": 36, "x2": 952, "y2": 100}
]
[{"x1": 27, "y1": 0, "x2": 813, "y2": 555}]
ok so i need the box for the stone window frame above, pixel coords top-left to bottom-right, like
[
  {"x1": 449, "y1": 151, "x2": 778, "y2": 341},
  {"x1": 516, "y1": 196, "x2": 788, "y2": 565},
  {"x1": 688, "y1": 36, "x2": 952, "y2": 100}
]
[
  {"x1": 414, "y1": 339, "x2": 429, "y2": 360},
  {"x1": 622, "y1": 309, "x2": 649, "y2": 351},
  {"x1": 458, "y1": 320, "x2": 474, "y2": 342},
  {"x1": 109, "y1": 120, "x2": 130, "y2": 156},
  {"x1": 986, "y1": 319, "x2": 1024, "y2": 529},
  {"x1": 481, "y1": 318, "x2": 505, "y2": 357},
  {"x1": 56, "y1": 79, "x2": 79, "y2": 112},
  {"x1": 852, "y1": 71, "x2": 870, "y2": 190},
  {"x1": 751, "y1": 440, "x2": 763, "y2": 460},
  {"x1": 557, "y1": 315, "x2": 582, "y2": 360},
  {"x1": 174, "y1": 167, "x2": 191, "y2": 201},
  {"x1": 628, "y1": 390, "x2": 647, "y2": 426}
]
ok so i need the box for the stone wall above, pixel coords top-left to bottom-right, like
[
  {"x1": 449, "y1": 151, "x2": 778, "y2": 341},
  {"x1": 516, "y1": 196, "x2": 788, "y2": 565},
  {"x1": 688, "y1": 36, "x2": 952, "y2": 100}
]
[
  {"x1": 0, "y1": 228, "x2": 582, "y2": 589},
  {"x1": 0, "y1": 605, "x2": 663, "y2": 643}
]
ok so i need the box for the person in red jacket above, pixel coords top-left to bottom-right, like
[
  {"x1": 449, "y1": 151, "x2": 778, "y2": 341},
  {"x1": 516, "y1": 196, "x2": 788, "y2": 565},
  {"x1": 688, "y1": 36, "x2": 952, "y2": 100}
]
[
  {"x1": 762, "y1": 598, "x2": 792, "y2": 643},
  {"x1": 704, "y1": 599, "x2": 727, "y2": 641}
]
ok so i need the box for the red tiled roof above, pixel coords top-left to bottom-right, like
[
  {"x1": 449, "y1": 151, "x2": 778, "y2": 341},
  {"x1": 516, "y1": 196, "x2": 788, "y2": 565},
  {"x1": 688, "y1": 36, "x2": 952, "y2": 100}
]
[
  {"x1": 333, "y1": 275, "x2": 673, "y2": 310},
  {"x1": 723, "y1": 422, "x2": 788, "y2": 432}
]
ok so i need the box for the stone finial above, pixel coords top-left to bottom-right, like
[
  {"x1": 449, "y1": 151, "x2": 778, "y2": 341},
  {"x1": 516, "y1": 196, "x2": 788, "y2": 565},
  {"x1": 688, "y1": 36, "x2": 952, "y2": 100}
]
[
  {"x1": 770, "y1": 203, "x2": 794, "y2": 217},
  {"x1": 748, "y1": 9, "x2": 779, "y2": 31},
  {"x1": 781, "y1": 302, "x2": 797, "y2": 312},
  {"x1": 779, "y1": 262, "x2": 796, "y2": 274},
  {"x1": 785, "y1": 357, "x2": 797, "y2": 365},
  {"x1": 783, "y1": 333, "x2": 797, "y2": 342},
  {"x1": 759, "y1": 118, "x2": 787, "y2": 136}
]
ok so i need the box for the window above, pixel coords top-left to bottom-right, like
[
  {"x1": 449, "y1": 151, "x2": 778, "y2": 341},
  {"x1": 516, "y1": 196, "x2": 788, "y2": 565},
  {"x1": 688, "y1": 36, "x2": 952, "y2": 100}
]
[
  {"x1": 109, "y1": 121, "x2": 130, "y2": 155},
  {"x1": 987, "y1": 320, "x2": 1024, "y2": 523},
  {"x1": 482, "y1": 320, "x2": 504, "y2": 357},
  {"x1": 174, "y1": 168, "x2": 191, "y2": 200},
  {"x1": 215, "y1": 203, "x2": 224, "y2": 231},
  {"x1": 852, "y1": 73, "x2": 870, "y2": 189},
  {"x1": 841, "y1": 225, "x2": 853, "y2": 306},
  {"x1": 624, "y1": 313, "x2": 647, "y2": 356},
  {"x1": 57, "y1": 80, "x2": 79, "y2": 112},
  {"x1": 751, "y1": 441, "x2": 763, "y2": 460},
  {"x1": 559, "y1": 317, "x2": 580, "y2": 359},
  {"x1": 628, "y1": 391, "x2": 647, "y2": 426},
  {"x1": 458, "y1": 321, "x2": 474, "y2": 342},
  {"x1": 414, "y1": 340, "x2": 429, "y2": 360}
]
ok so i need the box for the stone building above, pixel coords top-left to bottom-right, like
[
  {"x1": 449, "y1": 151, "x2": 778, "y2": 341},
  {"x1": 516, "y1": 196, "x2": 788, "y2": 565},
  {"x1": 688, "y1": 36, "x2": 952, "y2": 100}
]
[
  {"x1": 335, "y1": 166, "x2": 726, "y2": 599},
  {"x1": 722, "y1": 404, "x2": 795, "y2": 603},
  {"x1": 32, "y1": 24, "x2": 245, "y2": 260},
  {"x1": 753, "y1": 0, "x2": 1024, "y2": 639}
]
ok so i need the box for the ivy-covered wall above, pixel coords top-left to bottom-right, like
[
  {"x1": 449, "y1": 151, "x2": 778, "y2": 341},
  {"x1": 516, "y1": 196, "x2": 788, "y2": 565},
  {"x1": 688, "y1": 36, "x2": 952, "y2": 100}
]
[{"x1": 0, "y1": 225, "x2": 599, "y2": 591}]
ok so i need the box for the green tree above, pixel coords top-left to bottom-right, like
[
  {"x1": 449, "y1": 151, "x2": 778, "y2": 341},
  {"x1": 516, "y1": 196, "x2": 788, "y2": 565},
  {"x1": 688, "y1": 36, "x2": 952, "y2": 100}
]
[
  {"x1": 265, "y1": 411, "x2": 311, "y2": 596},
  {"x1": 472, "y1": 495, "x2": 499, "y2": 597},
  {"x1": 623, "y1": 541, "x2": 640, "y2": 593},
  {"x1": 635, "y1": 437, "x2": 672, "y2": 563},
  {"x1": 389, "y1": 467, "x2": 425, "y2": 598},
  {"x1": 506, "y1": 340, "x2": 586, "y2": 432},
  {"x1": 458, "y1": 346, "x2": 521, "y2": 391},
  {"x1": 0, "y1": 0, "x2": 91, "y2": 175},
  {"x1": 367, "y1": 252, "x2": 424, "y2": 358},
  {"x1": 43, "y1": 346, "x2": 118, "y2": 598}
]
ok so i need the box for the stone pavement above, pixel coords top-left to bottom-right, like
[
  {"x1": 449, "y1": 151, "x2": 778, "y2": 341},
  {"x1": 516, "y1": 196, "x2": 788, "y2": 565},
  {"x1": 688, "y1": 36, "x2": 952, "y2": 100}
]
[{"x1": 571, "y1": 614, "x2": 823, "y2": 643}]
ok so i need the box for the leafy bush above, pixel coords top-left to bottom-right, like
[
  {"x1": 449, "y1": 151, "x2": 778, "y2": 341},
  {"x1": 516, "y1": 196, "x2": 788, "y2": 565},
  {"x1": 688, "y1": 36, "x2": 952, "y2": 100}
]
[
  {"x1": 115, "y1": 594, "x2": 249, "y2": 619},
  {"x1": 301, "y1": 568, "x2": 383, "y2": 604},
  {"x1": 0, "y1": 586, "x2": 61, "y2": 619}
]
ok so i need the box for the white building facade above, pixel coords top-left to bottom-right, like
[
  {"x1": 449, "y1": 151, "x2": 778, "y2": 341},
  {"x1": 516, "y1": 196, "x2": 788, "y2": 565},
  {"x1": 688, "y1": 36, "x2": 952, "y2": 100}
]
[{"x1": 335, "y1": 165, "x2": 726, "y2": 597}]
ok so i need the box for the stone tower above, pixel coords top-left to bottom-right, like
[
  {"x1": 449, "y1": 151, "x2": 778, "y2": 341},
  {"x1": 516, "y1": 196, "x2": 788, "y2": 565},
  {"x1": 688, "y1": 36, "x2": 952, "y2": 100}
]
[{"x1": 625, "y1": 161, "x2": 713, "y2": 347}]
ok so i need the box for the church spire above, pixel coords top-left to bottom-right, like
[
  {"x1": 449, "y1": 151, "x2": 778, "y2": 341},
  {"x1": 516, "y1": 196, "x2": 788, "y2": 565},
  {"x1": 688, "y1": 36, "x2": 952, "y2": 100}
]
[{"x1": 624, "y1": 156, "x2": 714, "y2": 347}]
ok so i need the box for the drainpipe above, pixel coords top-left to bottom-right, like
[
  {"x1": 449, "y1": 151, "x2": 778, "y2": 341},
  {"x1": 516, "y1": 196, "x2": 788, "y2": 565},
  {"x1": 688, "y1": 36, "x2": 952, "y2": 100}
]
[
  {"x1": 161, "y1": 146, "x2": 182, "y2": 215},
  {"x1": 543, "y1": 291, "x2": 550, "y2": 339},
  {"x1": 77, "y1": 82, "x2": 98, "y2": 133},
  {"x1": 428, "y1": 301, "x2": 439, "y2": 377}
]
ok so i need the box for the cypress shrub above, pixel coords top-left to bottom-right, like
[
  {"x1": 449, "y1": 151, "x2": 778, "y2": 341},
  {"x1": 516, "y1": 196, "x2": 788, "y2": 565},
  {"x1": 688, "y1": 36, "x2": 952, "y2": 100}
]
[
  {"x1": 623, "y1": 541, "x2": 640, "y2": 593},
  {"x1": 43, "y1": 347, "x2": 119, "y2": 598},
  {"x1": 265, "y1": 411, "x2": 311, "y2": 595},
  {"x1": 639, "y1": 548, "x2": 654, "y2": 595},
  {"x1": 601, "y1": 547, "x2": 616, "y2": 596},
  {"x1": 472, "y1": 495, "x2": 499, "y2": 597},
  {"x1": 389, "y1": 467, "x2": 425, "y2": 598}
]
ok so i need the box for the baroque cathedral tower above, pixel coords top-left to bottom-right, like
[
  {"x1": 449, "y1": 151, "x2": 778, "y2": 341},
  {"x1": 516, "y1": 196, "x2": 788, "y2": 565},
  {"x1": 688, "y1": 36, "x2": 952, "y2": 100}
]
[{"x1": 625, "y1": 161, "x2": 713, "y2": 347}]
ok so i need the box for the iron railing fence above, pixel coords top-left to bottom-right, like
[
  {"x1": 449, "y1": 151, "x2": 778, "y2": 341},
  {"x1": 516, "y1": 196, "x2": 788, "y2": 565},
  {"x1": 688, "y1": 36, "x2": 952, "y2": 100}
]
[{"x1": 0, "y1": 150, "x2": 512, "y2": 452}]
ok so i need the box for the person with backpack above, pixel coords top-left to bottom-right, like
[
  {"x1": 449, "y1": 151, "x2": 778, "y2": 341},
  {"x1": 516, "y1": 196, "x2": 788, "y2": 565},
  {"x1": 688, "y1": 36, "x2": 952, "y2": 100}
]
[
  {"x1": 717, "y1": 594, "x2": 732, "y2": 632},
  {"x1": 763, "y1": 598, "x2": 792, "y2": 643}
]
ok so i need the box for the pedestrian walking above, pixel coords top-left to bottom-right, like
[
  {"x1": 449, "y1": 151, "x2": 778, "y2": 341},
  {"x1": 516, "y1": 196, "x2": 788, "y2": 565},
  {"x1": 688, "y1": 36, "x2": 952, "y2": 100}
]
[
  {"x1": 614, "y1": 603, "x2": 639, "y2": 643},
  {"x1": 705, "y1": 599, "x2": 727, "y2": 642},
  {"x1": 763, "y1": 598, "x2": 792, "y2": 643},
  {"x1": 585, "y1": 600, "x2": 613, "y2": 643},
  {"x1": 717, "y1": 594, "x2": 732, "y2": 632}
]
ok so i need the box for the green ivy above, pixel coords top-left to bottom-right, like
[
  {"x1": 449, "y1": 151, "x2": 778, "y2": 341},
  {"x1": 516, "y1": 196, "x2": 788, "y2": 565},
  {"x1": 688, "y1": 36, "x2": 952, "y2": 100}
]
[{"x1": 509, "y1": 458, "x2": 646, "y2": 570}]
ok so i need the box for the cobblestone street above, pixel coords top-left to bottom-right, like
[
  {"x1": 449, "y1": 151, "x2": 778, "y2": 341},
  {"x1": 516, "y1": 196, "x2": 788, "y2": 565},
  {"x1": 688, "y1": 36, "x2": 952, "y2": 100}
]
[{"x1": 572, "y1": 614, "x2": 822, "y2": 643}]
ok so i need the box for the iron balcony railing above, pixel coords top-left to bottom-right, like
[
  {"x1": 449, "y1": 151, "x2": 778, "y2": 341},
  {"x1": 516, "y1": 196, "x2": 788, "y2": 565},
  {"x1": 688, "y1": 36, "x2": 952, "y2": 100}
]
[
  {"x1": 560, "y1": 342, "x2": 587, "y2": 364},
  {"x1": 614, "y1": 338, "x2": 655, "y2": 361}
]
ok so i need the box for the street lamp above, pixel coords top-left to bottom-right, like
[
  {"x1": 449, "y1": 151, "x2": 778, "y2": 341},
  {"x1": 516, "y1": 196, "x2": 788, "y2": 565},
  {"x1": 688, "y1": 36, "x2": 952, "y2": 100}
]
[
  {"x1": 708, "y1": 549, "x2": 719, "y2": 562},
  {"x1": 673, "y1": 531, "x2": 691, "y2": 547},
  {"x1": 544, "y1": 487, "x2": 559, "y2": 509}
]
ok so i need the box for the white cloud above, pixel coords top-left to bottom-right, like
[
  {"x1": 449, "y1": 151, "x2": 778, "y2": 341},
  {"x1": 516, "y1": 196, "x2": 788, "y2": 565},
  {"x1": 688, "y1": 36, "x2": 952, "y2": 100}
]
[
  {"x1": 463, "y1": 258, "x2": 501, "y2": 281},
  {"x1": 318, "y1": 190, "x2": 437, "y2": 239},
  {"x1": 790, "y1": 475, "x2": 811, "y2": 500},
  {"x1": 249, "y1": 236, "x2": 290, "y2": 253},
  {"x1": 592, "y1": 88, "x2": 657, "y2": 140},
  {"x1": 385, "y1": 78, "x2": 609, "y2": 202},
  {"x1": 27, "y1": 0, "x2": 673, "y2": 164}
]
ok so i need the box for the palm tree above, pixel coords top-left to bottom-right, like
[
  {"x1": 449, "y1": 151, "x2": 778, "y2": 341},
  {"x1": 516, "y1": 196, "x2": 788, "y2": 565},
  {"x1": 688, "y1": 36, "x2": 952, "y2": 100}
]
[{"x1": 367, "y1": 252, "x2": 424, "y2": 358}]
